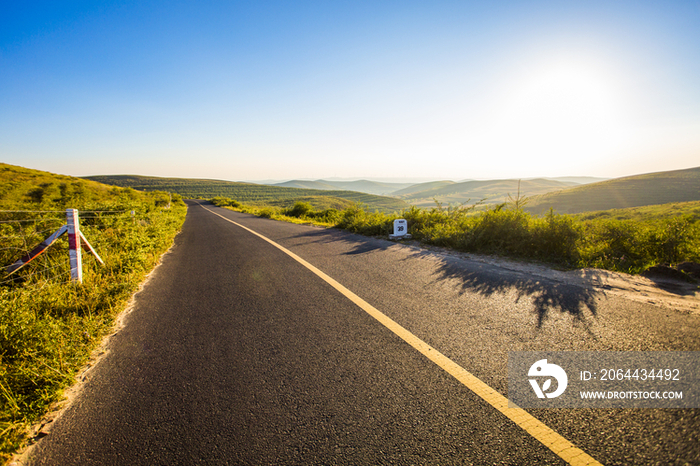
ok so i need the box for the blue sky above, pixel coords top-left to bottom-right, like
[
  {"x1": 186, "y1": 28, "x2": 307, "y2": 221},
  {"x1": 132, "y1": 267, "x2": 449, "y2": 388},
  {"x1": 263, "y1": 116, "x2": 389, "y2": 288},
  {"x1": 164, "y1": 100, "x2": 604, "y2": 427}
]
[{"x1": 2, "y1": 1, "x2": 699, "y2": 181}]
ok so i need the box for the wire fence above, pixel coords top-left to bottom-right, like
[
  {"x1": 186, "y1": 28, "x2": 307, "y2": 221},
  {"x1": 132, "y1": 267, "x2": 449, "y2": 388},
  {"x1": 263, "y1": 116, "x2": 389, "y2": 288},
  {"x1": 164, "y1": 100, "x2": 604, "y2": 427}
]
[{"x1": 0, "y1": 209, "x2": 134, "y2": 290}]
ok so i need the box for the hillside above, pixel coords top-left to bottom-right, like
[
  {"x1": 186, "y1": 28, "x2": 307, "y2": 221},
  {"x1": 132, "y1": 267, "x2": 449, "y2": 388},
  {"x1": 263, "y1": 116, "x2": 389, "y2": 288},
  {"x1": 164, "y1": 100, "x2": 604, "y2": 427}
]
[
  {"x1": 546, "y1": 176, "x2": 608, "y2": 185},
  {"x1": 0, "y1": 163, "x2": 118, "y2": 209},
  {"x1": 274, "y1": 180, "x2": 339, "y2": 190},
  {"x1": 392, "y1": 180, "x2": 456, "y2": 197},
  {"x1": 574, "y1": 200, "x2": 700, "y2": 223},
  {"x1": 0, "y1": 164, "x2": 186, "y2": 461},
  {"x1": 274, "y1": 179, "x2": 415, "y2": 195},
  {"x1": 397, "y1": 178, "x2": 577, "y2": 207},
  {"x1": 85, "y1": 175, "x2": 408, "y2": 212},
  {"x1": 526, "y1": 166, "x2": 700, "y2": 215}
]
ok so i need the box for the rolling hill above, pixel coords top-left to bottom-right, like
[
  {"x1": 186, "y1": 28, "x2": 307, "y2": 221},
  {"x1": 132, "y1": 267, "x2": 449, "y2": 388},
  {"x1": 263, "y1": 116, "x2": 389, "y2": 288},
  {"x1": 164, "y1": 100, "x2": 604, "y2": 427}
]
[
  {"x1": 274, "y1": 179, "x2": 416, "y2": 195},
  {"x1": 545, "y1": 176, "x2": 608, "y2": 185},
  {"x1": 395, "y1": 178, "x2": 578, "y2": 207},
  {"x1": 274, "y1": 180, "x2": 339, "y2": 190},
  {"x1": 573, "y1": 200, "x2": 700, "y2": 223},
  {"x1": 525, "y1": 166, "x2": 700, "y2": 215},
  {"x1": 0, "y1": 163, "x2": 122, "y2": 209},
  {"x1": 85, "y1": 175, "x2": 408, "y2": 212},
  {"x1": 391, "y1": 180, "x2": 456, "y2": 197}
]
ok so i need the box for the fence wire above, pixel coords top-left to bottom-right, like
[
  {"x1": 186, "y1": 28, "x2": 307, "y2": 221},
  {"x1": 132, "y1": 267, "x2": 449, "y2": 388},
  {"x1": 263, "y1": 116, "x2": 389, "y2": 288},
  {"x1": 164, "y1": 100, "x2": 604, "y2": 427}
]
[{"x1": 0, "y1": 209, "x2": 135, "y2": 290}]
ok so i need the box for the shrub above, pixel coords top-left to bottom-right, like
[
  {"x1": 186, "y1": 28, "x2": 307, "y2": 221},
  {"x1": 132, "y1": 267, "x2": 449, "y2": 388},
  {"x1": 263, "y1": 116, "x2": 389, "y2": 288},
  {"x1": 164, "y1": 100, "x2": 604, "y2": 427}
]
[
  {"x1": 530, "y1": 209, "x2": 582, "y2": 264},
  {"x1": 335, "y1": 205, "x2": 396, "y2": 236},
  {"x1": 211, "y1": 196, "x2": 241, "y2": 208},
  {"x1": 257, "y1": 208, "x2": 276, "y2": 219},
  {"x1": 578, "y1": 219, "x2": 648, "y2": 273},
  {"x1": 464, "y1": 206, "x2": 531, "y2": 256},
  {"x1": 646, "y1": 216, "x2": 698, "y2": 265},
  {"x1": 285, "y1": 201, "x2": 313, "y2": 218}
]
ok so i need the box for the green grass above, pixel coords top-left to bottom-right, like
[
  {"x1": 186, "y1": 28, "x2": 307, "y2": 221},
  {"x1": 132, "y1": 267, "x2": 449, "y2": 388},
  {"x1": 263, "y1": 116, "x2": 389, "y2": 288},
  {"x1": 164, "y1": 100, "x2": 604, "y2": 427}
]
[
  {"x1": 574, "y1": 200, "x2": 700, "y2": 223},
  {"x1": 262, "y1": 195, "x2": 355, "y2": 211},
  {"x1": 0, "y1": 164, "x2": 187, "y2": 462},
  {"x1": 85, "y1": 174, "x2": 408, "y2": 212},
  {"x1": 213, "y1": 195, "x2": 700, "y2": 276},
  {"x1": 526, "y1": 166, "x2": 700, "y2": 215},
  {"x1": 211, "y1": 198, "x2": 344, "y2": 226}
]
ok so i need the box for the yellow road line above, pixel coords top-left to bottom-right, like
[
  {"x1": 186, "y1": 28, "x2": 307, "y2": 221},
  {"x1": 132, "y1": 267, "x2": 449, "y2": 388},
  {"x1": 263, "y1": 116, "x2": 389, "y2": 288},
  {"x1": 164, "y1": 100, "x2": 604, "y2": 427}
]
[{"x1": 201, "y1": 204, "x2": 603, "y2": 466}]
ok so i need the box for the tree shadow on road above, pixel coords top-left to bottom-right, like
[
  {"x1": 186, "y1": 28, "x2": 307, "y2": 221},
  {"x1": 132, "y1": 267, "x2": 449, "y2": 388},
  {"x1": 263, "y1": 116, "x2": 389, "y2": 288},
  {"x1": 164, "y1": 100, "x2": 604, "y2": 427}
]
[
  {"x1": 424, "y1": 255, "x2": 601, "y2": 329},
  {"x1": 287, "y1": 227, "x2": 602, "y2": 329}
]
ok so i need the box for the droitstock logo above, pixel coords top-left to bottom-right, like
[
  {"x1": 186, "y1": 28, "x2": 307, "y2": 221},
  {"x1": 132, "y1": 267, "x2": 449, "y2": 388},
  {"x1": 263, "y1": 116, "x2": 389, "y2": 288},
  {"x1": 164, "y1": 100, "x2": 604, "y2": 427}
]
[{"x1": 528, "y1": 359, "x2": 568, "y2": 399}]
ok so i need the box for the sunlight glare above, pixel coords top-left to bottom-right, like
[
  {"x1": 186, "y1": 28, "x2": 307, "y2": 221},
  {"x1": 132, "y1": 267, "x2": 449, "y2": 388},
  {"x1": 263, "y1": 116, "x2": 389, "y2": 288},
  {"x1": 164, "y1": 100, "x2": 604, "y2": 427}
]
[{"x1": 480, "y1": 59, "x2": 630, "y2": 168}]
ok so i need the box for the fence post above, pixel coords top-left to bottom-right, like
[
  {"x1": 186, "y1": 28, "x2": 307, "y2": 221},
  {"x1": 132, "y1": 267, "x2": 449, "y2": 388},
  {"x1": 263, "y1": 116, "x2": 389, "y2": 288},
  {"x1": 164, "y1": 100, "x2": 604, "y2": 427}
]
[{"x1": 66, "y1": 208, "x2": 82, "y2": 283}]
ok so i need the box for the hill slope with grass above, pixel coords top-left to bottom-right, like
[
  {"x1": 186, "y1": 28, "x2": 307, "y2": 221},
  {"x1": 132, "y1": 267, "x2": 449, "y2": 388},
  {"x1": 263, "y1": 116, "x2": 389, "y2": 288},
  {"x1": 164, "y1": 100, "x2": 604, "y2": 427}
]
[
  {"x1": 526, "y1": 166, "x2": 700, "y2": 215},
  {"x1": 0, "y1": 164, "x2": 186, "y2": 462},
  {"x1": 574, "y1": 200, "x2": 700, "y2": 223},
  {"x1": 274, "y1": 179, "x2": 414, "y2": 195},
  {"x1": 273, "y1": 180, "x2": 339, "y2": 190},
  {"x1": 0, "y1": 164, "x2": 119, "y2": 210},
  {"x1": 86, "y1": 175, "x2": 407, "y2": 212},
  {"x1": 396, "y1": 178, "x2": 577, "y2": 207},
  {"x1": 391, "y1": 180, "x2": 456, "y2": 197}
]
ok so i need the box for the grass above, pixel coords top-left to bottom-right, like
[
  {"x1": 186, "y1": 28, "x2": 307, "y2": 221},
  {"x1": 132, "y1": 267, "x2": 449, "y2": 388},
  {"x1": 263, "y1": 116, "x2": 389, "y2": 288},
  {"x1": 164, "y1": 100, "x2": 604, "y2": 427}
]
[
  {"x1": 574, "y1": 200, "x2": 700, "y2": 223},
  {"x1": 212, "y1": 198, "x2": 344, "y2": 226},
  {"x1": 0, "y1": 164, "x2": 187, "y2": 462},
  {"x1": 212, "y1": 196, "x2": 700, "y2": 276},
  {"x1": 85, "y1": 174, "x2": 408, "y2": 212},
  {"x1": 526, "y1": 166, "x2": 700, "y2": 215}
]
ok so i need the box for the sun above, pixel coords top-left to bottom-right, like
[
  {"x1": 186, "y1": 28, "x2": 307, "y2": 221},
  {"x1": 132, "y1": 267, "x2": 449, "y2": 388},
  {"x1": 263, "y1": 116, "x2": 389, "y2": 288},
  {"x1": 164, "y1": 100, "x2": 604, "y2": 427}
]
[{"x1": 482, "y1": 58, "x2": 629, "y2": 165}]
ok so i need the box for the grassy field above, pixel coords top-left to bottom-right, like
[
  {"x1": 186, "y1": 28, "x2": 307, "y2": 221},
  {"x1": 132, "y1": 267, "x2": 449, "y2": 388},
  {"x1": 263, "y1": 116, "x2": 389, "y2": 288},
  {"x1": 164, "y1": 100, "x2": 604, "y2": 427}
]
[
  {"x1": 0, "y1": 164, "x2": 187, "y2": 462},
  {"x1": 526, "y1": 166, "x2": 700, "y2": 215},
  {"x1": 213, "y1": 196, "x2": 700, "y2": 276},
  {"x1": 86, "y1": 175, "x2": 408, "y2": 212},
  {"x1": 574, "y1": 200, "x2": 700, "y2": 223}
]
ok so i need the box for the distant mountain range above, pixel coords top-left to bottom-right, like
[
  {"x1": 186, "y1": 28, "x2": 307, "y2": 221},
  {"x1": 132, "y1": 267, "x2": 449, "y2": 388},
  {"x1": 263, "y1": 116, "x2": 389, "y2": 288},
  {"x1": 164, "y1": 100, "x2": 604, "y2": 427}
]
[
  {"x1": 271, "y1": 176, "x2": 608, "y2": 207},
  {"x1": 273, "y1": 179, "x2": 416, "y2": 195},
  {"x1": 394, "y1": 178, "x2": 581, "y2": 207},
  {"x1": 271, "y1": 169, "x2": 700, "y2": 214}
]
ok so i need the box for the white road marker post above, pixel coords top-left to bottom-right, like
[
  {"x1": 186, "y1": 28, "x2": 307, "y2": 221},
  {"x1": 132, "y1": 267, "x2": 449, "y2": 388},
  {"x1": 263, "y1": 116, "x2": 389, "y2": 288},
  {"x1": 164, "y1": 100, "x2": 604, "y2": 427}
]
[
  {"x1": 389, "y1": 218, "x2": 411, "y2": 240},
  {"x1": 66, "y1": 208, "x2": 83, "y2": 283}
]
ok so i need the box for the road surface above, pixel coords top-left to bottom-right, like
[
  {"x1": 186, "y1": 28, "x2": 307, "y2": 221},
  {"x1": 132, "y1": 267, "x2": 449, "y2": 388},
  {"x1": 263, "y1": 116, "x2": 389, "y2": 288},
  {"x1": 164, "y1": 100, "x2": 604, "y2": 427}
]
[{"x1": 26, "y1": 200, "x2": 700, "y2": 465}]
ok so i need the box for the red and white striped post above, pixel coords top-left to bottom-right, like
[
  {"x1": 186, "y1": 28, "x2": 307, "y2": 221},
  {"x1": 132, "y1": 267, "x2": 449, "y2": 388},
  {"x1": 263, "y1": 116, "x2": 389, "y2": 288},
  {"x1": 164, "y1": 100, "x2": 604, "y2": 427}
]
[{"x1": 66, "y1": 208, "x2": 83, "y2": 283}]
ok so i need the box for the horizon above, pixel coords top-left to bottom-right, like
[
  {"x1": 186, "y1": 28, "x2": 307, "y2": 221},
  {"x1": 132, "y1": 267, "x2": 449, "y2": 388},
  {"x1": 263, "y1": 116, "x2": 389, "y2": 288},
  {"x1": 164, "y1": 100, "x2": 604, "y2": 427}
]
[
  {"x1": 8, "y1": 160, "x2": 700, "y2": 187},
  {"x1": 2, "y1": 1, "x2": 699, "y2": 181}
]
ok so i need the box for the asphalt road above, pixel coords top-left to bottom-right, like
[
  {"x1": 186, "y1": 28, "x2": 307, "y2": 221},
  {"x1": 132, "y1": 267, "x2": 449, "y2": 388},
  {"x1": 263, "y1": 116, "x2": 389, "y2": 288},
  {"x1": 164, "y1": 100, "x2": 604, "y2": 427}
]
[{"x1": 26, "y1": 200, "x2": 700, "y2": 465}]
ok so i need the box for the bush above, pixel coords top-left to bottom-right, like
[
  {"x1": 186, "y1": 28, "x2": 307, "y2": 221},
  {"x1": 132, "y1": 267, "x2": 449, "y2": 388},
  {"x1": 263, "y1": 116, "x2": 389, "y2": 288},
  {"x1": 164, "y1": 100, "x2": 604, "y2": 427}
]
[
  {"x1": 531, "y1": 209, "x2": 582, "y2": 264},
  {"x1": 285, "y1": 201, "x2": 313, "y2": 218},
  {"x1": 257, "y1": 208, "x2": 275, "y2": 219},
  {"x1": 647, "y1": 216, "x2": 698, "y2": 265},
  {"x1": 211, "y1": 196, "x2": 241, "y2": 208},
  {"x1": 335, "y1": 205, "x2": 397, "y2": 236},
  {"x1": 578, "y1": 216, "x2": 700, "y2": 273}
]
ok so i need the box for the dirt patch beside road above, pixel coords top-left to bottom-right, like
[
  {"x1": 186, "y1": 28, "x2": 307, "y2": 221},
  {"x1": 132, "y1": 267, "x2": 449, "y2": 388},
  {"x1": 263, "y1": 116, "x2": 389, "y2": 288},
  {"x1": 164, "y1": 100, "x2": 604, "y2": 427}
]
[{"x1": 401, "y1": 241, "x2": 700, "y2": 316}]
